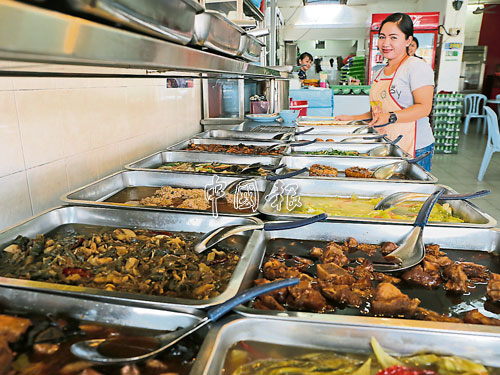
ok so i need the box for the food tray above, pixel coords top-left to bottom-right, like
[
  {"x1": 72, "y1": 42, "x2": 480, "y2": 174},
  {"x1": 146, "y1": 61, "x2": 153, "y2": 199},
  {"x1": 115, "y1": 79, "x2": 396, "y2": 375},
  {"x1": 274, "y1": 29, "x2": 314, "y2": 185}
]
[
  {"x1": 195, "y1": 129, "x2": 292, "y2": 141},
  {"x1": 62, "y1": 170, "x2": 267, "y2": 217},
  {"x1": 296, "y1": 125, "x2": 374, "y2": 134},
  {"x1": 235, "y1": 221, "x2": 500, "y2": 333},
  {"x1": 277, "y1": 155, "x2": 437, "y2": 183},
  {"x1": 191, "y1": 10, "x2": 244, "y2": 56},
  {"x1": 238, "y1": 33, "x2": 264, "y2": 62},
  {"x1": 0, "y1": 289, "x2": 204, "y2": 374},
  {"x1": 167, "y1": 138, "x2": 286, "y2": 156},
  {"x1": 294, "y1": 133, "x2": 390, "y2": 143},
  {"x1": 126, "y1": 150, "x2": 281, "y2": 176},
  {"x1": 0, "y1": 205, "x2": 265, "y2": 312},
  {"x1": 63, "y1": 0, "x2": 203, "y2": 45},
  {"x1": 286, "y1": 142, "x2": 411, "y2": 159},
  {"x1": 259, "y1": 179, "x2": 496, "y2": 228},
  {"x1": 191, "y1": 316, "x2": 500, "y2": 375}
]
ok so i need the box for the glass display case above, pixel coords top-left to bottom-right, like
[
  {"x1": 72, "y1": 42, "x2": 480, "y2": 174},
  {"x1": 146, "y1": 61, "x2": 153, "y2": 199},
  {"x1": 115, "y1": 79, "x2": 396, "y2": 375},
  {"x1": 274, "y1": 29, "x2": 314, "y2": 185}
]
[{"x1": 459, "y1": 46, "x2": 488, "y2": 94}]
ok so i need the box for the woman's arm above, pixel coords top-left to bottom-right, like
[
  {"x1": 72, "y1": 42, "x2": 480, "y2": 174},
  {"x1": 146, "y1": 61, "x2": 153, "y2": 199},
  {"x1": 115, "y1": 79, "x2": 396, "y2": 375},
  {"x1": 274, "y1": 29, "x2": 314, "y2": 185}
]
[
  {"x1": 368, "y1": 85, "x2": 433, "y2": 126},
  {"x1": 335, "y1": 112, "x2": 372, "y2": 121}
]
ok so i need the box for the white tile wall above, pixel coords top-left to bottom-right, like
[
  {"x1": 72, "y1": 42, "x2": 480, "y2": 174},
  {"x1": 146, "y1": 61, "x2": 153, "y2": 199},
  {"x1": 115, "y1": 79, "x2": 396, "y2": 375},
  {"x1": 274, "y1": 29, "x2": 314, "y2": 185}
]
[
  {"x1": 0, "y1": 76, "x2": 202, "y2": 230},
  {"x1": 0, "y1": 172, "x2": 31, "y2": 230}
]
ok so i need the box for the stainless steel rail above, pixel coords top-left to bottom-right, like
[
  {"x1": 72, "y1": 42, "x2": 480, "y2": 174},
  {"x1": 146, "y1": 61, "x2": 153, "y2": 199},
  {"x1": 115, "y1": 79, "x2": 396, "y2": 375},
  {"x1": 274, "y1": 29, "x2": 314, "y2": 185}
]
[{"x1": 0, "y1": 1, "x2": 279, "y2": 77}]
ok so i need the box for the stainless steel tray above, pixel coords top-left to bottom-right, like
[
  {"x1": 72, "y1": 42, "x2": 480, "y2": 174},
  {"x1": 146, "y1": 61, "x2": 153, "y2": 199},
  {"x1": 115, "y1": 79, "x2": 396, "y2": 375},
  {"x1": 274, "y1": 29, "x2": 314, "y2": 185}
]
[
  {"x1": 191, "y1": 316, "x2": 500, "y2": 374},
  {"x1": 286, "y1": 142, "x2": 411, "y2": 159},
  {"x1": 235, "y1": 221, "x2": 500, "y2": 333},
  {"x1": 191, "y1": 10, "x2": 244, "y2": 56},
  {"x1": 167, "y1": 138, "x2": 287, "y2": 156},
  {"x1": 277, "y1": 155, "x2": 437, "y2": 183},
  {"x1": 126, "y1": 150, "x2": 281, "y2": 175},
  {"x1": 259, "y1": 179, "x2": 496, "y2": 227},
  {"x1": 62, "y1": 170, "x2": 268, "y2": 217},
  {"x1": 294, "y1": 133, "x2": 389, "y2": 143},
  {"x1": 0, "y1": 205, "x2": 265, "y2": 312},
  {"x1": 65, "y1": 0, "x2": 203, "y2": 45},
  {"x1": 296, "y1": 125, "x2": 374, "y2": 134},
  {"x1": 195, "y1": 129, "x2": 292, "y2": 141},
  {"x1": 238, "y1": 33, "x2": 264, "y2": 62}
]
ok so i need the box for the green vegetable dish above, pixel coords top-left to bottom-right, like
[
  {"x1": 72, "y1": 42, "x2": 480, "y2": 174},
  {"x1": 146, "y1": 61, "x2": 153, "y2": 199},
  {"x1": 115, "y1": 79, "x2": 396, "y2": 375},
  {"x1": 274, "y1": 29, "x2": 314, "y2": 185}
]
[
  {"x1": 224, "y1": 337, "x2": 495, "y2": 375},
  {"x1": 157, "y1": 161, "x2": 272, "y2": 176}
]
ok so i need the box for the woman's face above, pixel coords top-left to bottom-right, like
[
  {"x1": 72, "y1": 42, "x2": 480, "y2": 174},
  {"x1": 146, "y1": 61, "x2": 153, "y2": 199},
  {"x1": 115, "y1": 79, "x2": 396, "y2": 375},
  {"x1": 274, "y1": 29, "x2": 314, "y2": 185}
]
[
  {"x1": 408, "y1": 40, "x2": 418, "y2": 56},
  {"x1": 378, "y1": 22, "x2": 411, "y2": 61},
  {"x1": 299, "y1": 56, "x2": 313, "y2": 71}
]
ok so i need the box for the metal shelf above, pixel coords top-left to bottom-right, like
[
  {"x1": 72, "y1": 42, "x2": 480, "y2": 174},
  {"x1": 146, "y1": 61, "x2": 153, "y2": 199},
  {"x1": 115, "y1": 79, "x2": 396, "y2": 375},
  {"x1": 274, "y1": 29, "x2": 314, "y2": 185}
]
[{"x1": 0, "y1": 1, "x2": 278, "y2": 78}]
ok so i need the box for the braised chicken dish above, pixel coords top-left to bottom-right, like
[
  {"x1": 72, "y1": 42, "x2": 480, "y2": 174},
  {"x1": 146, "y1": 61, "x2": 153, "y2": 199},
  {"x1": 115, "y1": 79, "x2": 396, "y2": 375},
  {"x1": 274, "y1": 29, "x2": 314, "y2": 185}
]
[{"x1": 252, "y1": 238, "x2": 500, "y2": 326}]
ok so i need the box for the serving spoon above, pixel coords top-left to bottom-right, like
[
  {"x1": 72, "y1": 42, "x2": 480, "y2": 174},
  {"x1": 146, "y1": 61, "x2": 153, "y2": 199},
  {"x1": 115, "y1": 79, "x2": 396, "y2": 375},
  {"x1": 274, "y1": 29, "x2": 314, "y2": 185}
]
[
  {"x1": 239, "y1": 162, "x2": 286, "y2": 174},
  {"x1": 374, "y1": 189, "x2": 490, "y2": 210},
  {"x1": 373, "y1": 189, "x2": 445, "y2": 273},
  {"x1": 194, "y1": 213, "x2": 327, "y2": 253},
  {"x1": 270, "y1": 127, "x2": 315, "y2": 141},
  {"x1": 71, "y1": 278, "x2": 299, "y2": 364},
  {"x1": 223, "y1": 167, "x2": 309, "y2": 195},
  {"x1": 372, "y1": 151, "x2": 431, "y2": 179},
  {"x1": 265, "y1": 139, "x2": 317, "y2": 152},
  {"x1": 339, "y1": 133, "x2": 388, "y2": 143},
  {"x1": 365, "y1": 135, "x2": 403, "y2": 157}
]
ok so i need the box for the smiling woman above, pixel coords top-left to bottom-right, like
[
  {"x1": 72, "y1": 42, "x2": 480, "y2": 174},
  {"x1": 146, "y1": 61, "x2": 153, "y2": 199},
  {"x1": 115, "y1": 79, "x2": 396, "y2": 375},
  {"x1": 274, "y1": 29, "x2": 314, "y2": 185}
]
[{"x1": 335, "y1": 13, "x2": 435, "y2": 171}]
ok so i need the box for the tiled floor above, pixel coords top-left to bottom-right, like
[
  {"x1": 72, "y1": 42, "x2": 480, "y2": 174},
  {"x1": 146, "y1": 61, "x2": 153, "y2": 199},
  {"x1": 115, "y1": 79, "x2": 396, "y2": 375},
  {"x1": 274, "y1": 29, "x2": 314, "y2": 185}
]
[{"x1": 431, "y1": 118, "x2": 500, "y2": 223}]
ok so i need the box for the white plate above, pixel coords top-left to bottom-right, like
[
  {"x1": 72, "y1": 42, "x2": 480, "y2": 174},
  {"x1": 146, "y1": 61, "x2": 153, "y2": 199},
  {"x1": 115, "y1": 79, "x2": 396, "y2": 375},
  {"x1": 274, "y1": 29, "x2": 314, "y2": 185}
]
[{"x1": 246, "y1": 114, "x2": 280, "y2": 122}]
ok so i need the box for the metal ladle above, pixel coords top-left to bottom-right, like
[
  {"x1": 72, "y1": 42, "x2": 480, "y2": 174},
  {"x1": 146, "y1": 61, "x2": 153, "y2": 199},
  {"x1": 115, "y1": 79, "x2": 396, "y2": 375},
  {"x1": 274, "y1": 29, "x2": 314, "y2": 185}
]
[
  {"x1": 239, "y1": 162, "x2": 286, "y2": 174},
  {"x1": 71, "y1": 278, "x2": 299, "y2": 364},
  {"x1": 271, "y1": 127, "x2": 314, "y2": 141},
  {"x1": 374, "y1": 189, "x2": 490, "y2": 210},
  {"x1": 194, "y1": 213, "x2": 327, "y2": 253},
  {"x1": 339, "y1": 133, "x2": 388, "y2": 143},
  {"x1": 366, "y1": 135, "x2": 403, "y2": 157},
  {"x1": 373, "y1": 189, "x2": 445, "y2": 273},
  {"x1": 223, "y1": 166, "x2": 309, "y2": 195},
  {"x1": 372, "y1": 151, "x2": 431, "y2": 179},
  {"x1": 264, "y1": 139, "x2": 317, "y2": 152}
]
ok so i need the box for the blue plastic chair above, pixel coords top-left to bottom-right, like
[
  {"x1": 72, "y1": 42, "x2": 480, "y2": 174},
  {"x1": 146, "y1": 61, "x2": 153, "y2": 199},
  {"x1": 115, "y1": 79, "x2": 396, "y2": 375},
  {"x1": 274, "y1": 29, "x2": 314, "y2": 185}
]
[
  {"x1": 477, "y1": 107, "x2": 500, "y2": 180},
  {"x1": 463, "y1": 94, "x2": 488, "y2": 134}
]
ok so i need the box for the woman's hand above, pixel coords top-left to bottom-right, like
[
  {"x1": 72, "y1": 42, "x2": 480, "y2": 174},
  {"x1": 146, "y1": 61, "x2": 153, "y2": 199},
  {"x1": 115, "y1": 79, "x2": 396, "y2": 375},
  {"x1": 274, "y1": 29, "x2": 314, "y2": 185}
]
[
  {"x1": 369, "y1": 112, "x2": 391, "y2": 126},
  {"x1": 334, "y1": 115, "x2": 356, "y2": 121}
]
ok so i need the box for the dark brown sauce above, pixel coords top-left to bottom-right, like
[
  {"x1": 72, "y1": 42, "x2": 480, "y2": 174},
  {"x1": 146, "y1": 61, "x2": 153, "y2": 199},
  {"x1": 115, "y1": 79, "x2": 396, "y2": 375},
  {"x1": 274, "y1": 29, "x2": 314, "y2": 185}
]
[
  {"x1": 105, "y1": 186, "x2": 262, "y2": 214},
  {"x1": 263, "y1": 238, "x2": 500, "y2": 318},
  {"x1": 0, "y1": 313, "x2": 201, "y2": 375},
  {"x1": 98, "y1": 335, "x2": 160, "y2": 358}
]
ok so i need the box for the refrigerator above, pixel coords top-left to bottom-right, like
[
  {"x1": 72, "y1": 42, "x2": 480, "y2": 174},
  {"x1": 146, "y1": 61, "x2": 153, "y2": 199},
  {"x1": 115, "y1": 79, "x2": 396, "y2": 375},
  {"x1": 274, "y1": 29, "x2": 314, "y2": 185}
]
[
  {"x1": 459, "y1": 46, "x2": 488, "y2": 94},
  {"x1": 368, "y1": 12, "x2": 440, "y2": 84}
]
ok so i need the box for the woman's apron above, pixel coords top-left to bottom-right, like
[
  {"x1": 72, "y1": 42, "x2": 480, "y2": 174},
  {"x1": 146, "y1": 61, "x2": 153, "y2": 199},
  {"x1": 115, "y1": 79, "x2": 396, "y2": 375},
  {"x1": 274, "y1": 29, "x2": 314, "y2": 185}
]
[{"x1": 370, "y1": 56, "x2": 416, "y2": 157}]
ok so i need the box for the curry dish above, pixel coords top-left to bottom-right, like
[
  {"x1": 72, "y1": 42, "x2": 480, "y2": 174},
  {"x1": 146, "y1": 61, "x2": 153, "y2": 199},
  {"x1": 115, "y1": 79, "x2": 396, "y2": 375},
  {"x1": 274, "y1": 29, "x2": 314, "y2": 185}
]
[{"x1": 278, "y1": 195, "x2": 464, "y2": 223}]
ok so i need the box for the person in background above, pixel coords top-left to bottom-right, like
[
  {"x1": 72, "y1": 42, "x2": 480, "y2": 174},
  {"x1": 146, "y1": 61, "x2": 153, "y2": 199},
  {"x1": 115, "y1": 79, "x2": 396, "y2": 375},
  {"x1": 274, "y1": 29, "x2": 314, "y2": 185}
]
[
  {"x1": 297, "y1": 52, "x2": 313, "y2": 80},
  {"x1": 408, "y1": 36, "x2": 426, "y2": 62},
  {"x1": 334, "y1": 13, "x2": 435, "y2": 171},
  {"x1": 314, "y1": 58, "x2": 323, "y2": 75}
]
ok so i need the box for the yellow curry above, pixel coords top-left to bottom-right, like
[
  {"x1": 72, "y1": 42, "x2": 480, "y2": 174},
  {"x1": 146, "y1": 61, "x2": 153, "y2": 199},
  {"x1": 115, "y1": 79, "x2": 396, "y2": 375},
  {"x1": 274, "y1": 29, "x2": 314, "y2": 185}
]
[{"x1": 279, "y1": 194, "x2": 464, "y2": 223}]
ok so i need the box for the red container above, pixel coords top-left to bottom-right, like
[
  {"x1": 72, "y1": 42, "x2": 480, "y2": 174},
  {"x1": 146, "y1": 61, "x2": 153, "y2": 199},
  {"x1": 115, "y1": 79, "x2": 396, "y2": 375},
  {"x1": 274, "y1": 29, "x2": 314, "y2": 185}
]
[
  {"x1": 290, "y1": 99, "x2": 308, "y2": 116},
  {"x1": 251, "y1": 101, "x2": 269, "y2": 114}
]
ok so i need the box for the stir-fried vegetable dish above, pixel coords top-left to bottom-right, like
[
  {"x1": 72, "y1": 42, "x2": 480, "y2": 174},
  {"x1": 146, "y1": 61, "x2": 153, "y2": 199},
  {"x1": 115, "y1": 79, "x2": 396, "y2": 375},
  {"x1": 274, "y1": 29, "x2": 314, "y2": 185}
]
[{"x1": 0, "y1": 225, "x2": 242, "y2": 299}]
